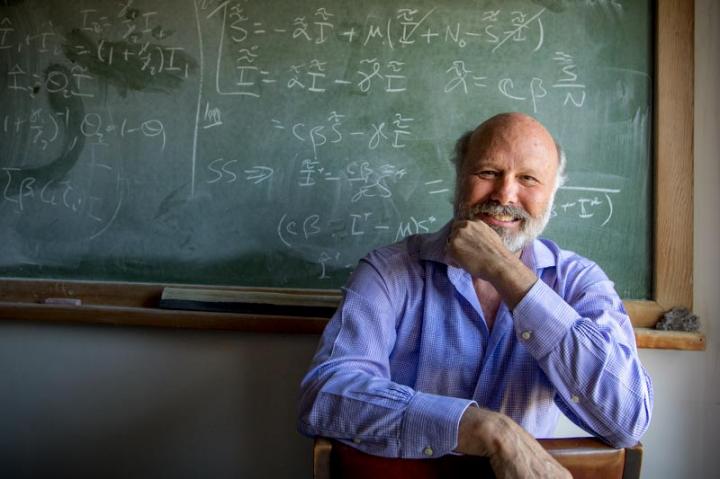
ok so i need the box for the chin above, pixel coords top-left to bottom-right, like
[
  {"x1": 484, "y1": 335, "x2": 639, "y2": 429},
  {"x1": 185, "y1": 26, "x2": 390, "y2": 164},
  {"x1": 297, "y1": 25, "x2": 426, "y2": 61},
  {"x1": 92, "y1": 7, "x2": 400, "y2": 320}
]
[{"x1": 502, "y1": 235, "x2": 530, "y2": 253}]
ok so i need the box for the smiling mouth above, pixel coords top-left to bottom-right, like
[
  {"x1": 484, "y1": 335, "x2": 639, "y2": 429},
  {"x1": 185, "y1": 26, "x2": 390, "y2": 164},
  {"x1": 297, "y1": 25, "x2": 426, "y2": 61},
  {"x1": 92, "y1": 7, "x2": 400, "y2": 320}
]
[
  {"x1": 486, "y1": 213, "x2": 517, "y2": 222},
  {"x1": 464, "y1": 201, "x2": 529, "y2": 226},
  {"x1": 481, "y1": 212, "x2": 521, "y2": 225}
]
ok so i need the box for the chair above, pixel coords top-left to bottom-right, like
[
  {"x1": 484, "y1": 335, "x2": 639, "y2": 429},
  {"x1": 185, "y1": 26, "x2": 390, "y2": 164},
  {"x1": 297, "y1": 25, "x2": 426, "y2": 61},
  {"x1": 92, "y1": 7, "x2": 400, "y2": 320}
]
[{"x1": 313, "y1": 437, "x2": 642, "y2": 479}]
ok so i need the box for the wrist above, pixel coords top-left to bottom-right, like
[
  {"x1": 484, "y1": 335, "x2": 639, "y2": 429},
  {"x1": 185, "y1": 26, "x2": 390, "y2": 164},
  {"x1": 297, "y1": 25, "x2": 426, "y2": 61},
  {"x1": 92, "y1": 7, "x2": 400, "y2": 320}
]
[
  {"x1": 491, "y1": 258, "x2": 537, "y2": 308},
  {"x1": 456, "y1": 406, "x2": 504, "y2": 457}
]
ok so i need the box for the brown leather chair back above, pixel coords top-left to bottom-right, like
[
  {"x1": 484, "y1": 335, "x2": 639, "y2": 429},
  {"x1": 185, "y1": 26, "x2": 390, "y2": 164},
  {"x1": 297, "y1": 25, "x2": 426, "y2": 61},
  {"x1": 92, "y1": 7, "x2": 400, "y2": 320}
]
[{"x1": 313, "y1": 437, "x2": 642, "y2": 479}]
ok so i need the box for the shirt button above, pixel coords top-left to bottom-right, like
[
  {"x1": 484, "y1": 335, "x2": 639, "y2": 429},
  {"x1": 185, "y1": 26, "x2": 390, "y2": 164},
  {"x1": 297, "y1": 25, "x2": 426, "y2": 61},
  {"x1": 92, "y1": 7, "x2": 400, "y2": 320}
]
[
  {"x1": 423, "y1": 447, "x2": 434, "y2": 457},
  {"x1": 521, "y1": 330, "x2": 532, "y2": 340},
  {"x1": 571, "y1": 395, "x2": 580, "y2": 403}
]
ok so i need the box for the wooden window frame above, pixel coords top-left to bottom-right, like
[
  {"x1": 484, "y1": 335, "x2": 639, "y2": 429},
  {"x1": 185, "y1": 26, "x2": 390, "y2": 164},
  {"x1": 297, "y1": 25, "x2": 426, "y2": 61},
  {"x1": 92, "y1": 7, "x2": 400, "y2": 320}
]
[{"x1": 0, "y1": 0, "x2": 702, "y2": 350}]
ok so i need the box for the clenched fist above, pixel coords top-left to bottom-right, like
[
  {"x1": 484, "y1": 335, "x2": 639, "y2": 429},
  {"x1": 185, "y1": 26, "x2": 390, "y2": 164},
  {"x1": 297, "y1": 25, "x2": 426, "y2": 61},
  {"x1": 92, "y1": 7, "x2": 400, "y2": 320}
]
[{"x1": 446, "y1": 219, "x2": 537, "y2": 309}]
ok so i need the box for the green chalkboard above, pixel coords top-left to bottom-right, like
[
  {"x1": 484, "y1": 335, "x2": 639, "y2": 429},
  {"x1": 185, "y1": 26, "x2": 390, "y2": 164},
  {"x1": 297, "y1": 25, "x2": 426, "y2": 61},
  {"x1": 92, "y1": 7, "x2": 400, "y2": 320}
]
[{"x1": 0, "y1": 0, "x2": 652, "y2": 298}]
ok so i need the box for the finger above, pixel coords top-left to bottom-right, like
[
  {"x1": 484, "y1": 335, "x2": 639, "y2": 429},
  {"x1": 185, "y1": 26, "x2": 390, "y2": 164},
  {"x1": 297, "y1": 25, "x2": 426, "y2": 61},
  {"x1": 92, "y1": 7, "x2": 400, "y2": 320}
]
[{"x1": 467, "y1": 217, "x2": 492, "y2": 232}]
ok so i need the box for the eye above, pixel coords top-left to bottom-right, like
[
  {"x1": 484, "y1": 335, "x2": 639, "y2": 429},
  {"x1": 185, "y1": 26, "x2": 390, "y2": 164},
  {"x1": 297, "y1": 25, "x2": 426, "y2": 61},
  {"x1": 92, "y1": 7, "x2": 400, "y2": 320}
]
[
  {"x1": 519, "y1": 175, "x2": 539, "y2": 185},
  {"x1": 476, "y1": 170, "x2": 498, "y2": 179}
]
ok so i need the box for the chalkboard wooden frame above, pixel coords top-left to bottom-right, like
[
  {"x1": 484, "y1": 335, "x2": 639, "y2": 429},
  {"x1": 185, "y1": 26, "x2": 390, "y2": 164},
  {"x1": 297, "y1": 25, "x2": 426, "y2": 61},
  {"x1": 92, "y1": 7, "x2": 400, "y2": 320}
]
[{"x1": 0, "y1": 0, "x2": 703, "y2": 350}]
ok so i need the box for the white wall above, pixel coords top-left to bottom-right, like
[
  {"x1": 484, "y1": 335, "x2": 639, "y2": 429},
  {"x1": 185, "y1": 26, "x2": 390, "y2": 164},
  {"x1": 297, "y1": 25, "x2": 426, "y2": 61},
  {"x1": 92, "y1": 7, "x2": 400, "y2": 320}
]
[{"x1": 0, "y1": 2, "x2": 717, "y2": 478}]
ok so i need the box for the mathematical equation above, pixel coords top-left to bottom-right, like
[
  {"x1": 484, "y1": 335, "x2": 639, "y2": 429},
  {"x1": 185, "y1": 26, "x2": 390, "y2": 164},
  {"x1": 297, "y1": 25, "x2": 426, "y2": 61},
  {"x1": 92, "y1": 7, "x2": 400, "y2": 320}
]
[
  {"x1": 206, "y1": 2, "x2": 586, "y2": 111},
  {"x1": 276, "y1": 212, "x2": 440, "y2": 279},
  {"x1": 1, "y1": 4, "x2": 586, "y2": 111},
  {"x1": 210, "y1": 3, "x2": 548, "y2": 53},
  {"x1": 1, "y1": 159, "x2": 124, "y2": 240},
  {"x1": 0, "y1": 108, "x2": 167, "y2": 151},
  {"x1": 554, "y1": 186, "x2": 619, "y2": 227},
  {"x1": 276, "y1": 183, "x2": 620, "y2": 279}
]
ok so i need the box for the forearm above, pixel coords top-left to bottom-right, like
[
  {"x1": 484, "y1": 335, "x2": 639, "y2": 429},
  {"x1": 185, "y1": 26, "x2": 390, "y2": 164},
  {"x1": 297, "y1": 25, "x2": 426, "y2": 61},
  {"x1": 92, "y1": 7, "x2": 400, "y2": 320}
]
[
  {"x1": 538, "y1": 321, "x2": 653, "y2": 446},
  {"x1": 514, "y1": 280, "x2": 653, "y2": 446},
  {"x1": 299, "y1": 368, "x2": 475, "y2": 458}
]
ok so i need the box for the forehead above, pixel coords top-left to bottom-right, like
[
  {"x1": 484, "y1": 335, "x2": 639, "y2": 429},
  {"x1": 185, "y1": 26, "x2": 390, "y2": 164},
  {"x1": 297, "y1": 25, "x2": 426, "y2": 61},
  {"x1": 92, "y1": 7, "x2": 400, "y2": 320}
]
[{"x1": 463, "y1": 118, "x2": 559, "y2": 173}]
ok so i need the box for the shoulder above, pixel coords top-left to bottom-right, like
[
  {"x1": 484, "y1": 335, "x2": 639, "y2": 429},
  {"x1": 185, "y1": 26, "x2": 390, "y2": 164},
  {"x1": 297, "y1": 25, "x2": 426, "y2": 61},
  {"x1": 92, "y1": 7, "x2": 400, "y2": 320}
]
[
  {"x1": 340, "y1": 232, "x2": 433, "y2": 319},
  {"x1": 535, "y1": 238, "x2": 601, "y2": 271},
  {"x1": 359, "y1": 232, "x2": 427, "y2": 279},
  {"x1": 347, "y1": 227, "x2": 443, "y2": 293},
  {"x1": 534, "y1": 237, "x2": 612, "y2": 293}
]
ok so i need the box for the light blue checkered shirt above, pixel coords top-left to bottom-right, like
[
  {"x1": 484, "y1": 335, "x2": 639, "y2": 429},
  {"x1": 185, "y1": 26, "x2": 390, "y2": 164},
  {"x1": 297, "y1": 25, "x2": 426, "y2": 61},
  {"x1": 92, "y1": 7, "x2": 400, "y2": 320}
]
[{"x1": 298, "y1": 222, "x2": 653, "y2": 458}]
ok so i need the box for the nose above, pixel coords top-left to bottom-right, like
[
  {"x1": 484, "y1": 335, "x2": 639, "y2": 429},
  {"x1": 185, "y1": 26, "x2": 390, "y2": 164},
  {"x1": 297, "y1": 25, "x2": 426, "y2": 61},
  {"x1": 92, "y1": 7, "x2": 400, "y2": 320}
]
[{"x1": 491, "y1": 176, "x2": 518, "y2": 205}]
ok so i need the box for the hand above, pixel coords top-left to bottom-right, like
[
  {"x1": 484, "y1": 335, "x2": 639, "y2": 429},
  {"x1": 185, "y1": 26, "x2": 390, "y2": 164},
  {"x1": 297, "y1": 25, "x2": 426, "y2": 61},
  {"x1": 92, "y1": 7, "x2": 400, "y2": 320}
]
[
  {"x1": 446, "y1": 220, "x2": 537, "y2": 308},
  {"x1": 456, "y1": 407, "x2": 572, "y2": 479},
  {"x1": 446, "y1": 219, "x2": 514, "y2": 280}
]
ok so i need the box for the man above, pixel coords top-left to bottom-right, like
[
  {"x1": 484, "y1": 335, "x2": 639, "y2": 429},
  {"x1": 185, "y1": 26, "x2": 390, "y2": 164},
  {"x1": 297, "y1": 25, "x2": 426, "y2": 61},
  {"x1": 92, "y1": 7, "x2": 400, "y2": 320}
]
[{"x1": 298, "y1": 113, "x2": 653, "y2": 478}]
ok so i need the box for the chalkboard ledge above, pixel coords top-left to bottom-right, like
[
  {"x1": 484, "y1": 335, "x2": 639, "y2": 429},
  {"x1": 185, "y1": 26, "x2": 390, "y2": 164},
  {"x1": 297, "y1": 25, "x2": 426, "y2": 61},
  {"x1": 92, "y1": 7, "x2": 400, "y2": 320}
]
[
  {"x1": 0, "y1": 301, "x2": 328, "y2": 334},
  {"x1": 634, "y1": 328, "x2": 705, "y2": 351},
  {"x1": 0, "y1": 301, "x2": 705, "y2": 350},
  {"x1": 0, "y1": 279, "x2": 706, "y2": 350}
]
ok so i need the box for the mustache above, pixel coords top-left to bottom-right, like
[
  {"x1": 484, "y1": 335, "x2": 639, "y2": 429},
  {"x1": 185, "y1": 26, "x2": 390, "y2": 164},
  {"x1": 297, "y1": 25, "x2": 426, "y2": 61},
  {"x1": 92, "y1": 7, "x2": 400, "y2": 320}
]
[{"x1": 465, "y1": 201, "x2": 530, "y2": 221}]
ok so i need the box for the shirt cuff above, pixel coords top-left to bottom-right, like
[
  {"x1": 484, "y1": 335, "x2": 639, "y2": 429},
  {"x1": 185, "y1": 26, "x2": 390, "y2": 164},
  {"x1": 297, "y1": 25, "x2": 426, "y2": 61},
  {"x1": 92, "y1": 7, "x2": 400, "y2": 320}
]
[
  {"x1": 399, "y1": 391, "x2": 476, "y2": 458},
  {"x1": 512, "y1": 279, "x2": 579, "y2": 359}
]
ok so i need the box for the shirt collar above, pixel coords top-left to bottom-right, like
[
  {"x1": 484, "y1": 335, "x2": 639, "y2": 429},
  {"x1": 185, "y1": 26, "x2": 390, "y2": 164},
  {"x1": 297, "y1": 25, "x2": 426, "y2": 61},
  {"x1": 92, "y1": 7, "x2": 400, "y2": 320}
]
[
  {"x1": 419, "y1": 220, "x2": 557, "y2": 273},
  {"x1": 418, "y1": 221, "x2": 454, "y2": 264},
  {"x1": 520, "y1": 236, "x2": 556, "y2": 271}
]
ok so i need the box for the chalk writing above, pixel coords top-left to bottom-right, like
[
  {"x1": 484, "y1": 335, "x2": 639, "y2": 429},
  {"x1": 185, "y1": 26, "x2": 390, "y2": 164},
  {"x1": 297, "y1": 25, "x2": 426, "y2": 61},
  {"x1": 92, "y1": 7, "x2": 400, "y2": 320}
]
[
  {"x1": 1, "y1": 110, "x2": 167, "y2": 151},
  {"x1": 396, "y1": 215, "x2": 438, "y2": 241},
  {"x1": 206, "y1": 159, "x2": 273, "y2": 185},
  {"x1": 273, "y1": 113, "x2": 414, "y2": 155},
  {"x1": 1, "y1": 158, "x2": 123, "y2": 240},
  {"x1": 556, "y1": 186, "x2": 620, "y2": 226},
  {"x1": 553, "y1": 51, "x2": 586, "y2": 108}
]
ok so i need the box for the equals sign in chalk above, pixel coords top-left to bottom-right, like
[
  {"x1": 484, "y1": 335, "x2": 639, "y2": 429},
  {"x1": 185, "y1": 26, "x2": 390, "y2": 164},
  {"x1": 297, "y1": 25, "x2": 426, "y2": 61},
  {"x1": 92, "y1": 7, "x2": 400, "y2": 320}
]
[{"x1": 42, "y1": 298, "x2": 82, "y2": 306}]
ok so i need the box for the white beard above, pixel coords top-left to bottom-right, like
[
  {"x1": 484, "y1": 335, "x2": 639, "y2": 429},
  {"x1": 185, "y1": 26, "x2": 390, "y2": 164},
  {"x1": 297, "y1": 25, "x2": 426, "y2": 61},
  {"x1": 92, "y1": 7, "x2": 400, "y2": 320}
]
[{"x1": 458, "y1": 193, "x2": 555, "y2": 253}]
